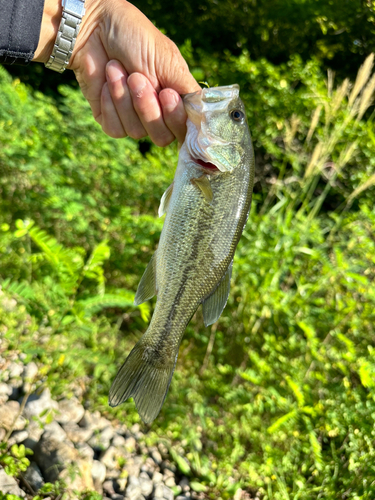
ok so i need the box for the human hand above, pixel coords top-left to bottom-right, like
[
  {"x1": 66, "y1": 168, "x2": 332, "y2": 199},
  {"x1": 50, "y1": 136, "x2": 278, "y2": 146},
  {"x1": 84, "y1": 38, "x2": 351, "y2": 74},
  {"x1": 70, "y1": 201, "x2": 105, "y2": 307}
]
[{"x1": 34, "y1": 0, "x2": 201, "y2": 145}]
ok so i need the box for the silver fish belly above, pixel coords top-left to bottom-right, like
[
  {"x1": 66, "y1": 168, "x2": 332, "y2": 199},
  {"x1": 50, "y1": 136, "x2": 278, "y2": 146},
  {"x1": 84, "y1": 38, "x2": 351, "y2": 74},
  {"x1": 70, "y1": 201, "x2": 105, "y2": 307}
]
[{"x1": 109, "y1": 84, "x2": 255, "y2": 424}]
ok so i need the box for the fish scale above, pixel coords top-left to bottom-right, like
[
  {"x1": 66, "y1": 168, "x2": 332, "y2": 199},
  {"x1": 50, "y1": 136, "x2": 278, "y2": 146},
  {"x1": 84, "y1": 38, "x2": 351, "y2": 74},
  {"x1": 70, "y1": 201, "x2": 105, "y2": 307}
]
[{"x1": 109, "y1": 84, "x2": 255, "y2": 424}]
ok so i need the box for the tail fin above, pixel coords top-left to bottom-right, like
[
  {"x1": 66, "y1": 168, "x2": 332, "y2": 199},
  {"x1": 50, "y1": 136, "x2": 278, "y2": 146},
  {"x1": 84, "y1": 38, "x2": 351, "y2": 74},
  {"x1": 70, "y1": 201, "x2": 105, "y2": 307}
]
[{"x1": 109, "y1": 339, "x2": 178, "y2": 424}]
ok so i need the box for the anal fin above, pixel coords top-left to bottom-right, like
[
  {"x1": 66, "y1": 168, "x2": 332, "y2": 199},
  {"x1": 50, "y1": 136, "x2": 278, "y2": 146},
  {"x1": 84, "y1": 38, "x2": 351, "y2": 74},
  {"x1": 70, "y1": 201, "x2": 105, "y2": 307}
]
[
  {"x1": 134, "y1": 252, "x2": 157, "y2": 305},
  {"x1": 202, "y1": 261, "x2": 232, "y2": 326}
]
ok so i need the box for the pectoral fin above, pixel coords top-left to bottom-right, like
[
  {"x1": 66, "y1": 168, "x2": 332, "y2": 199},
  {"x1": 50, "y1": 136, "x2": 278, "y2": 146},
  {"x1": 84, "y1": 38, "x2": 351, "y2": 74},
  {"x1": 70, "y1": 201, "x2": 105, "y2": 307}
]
[
  {"x1": 202, "y1": 261, "x2": 233, "y2": 326},
  {"x1": 191, "y1": 175, "x2": 213, "y2": 203},
  {"x1": 158, "y1": 183, "x2": 174, "y2": 217},
  {"x1": 134, "y1": 252, "x2": 157, "y2": 305}
]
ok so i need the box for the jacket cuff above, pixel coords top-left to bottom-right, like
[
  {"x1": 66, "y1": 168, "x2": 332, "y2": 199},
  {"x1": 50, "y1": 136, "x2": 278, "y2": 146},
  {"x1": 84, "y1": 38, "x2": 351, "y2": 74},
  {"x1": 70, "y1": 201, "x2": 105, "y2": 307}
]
[{"x1": 0, "y1": 0, "x2": 46, "y2": 65}]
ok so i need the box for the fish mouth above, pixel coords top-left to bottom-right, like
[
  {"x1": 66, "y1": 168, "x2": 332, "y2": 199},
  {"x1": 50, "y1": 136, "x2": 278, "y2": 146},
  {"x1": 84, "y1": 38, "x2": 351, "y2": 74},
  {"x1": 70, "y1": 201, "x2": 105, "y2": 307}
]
[{"x1": 190, "y1": 156, "x2": 220, "y2": 172}]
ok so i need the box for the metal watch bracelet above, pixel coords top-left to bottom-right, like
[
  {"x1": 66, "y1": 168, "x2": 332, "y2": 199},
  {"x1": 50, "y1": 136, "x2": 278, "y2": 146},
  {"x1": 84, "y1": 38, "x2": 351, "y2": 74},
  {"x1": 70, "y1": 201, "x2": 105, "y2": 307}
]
[{"x1": 45, "y1": 0, "x2": 86, "y2": 73}]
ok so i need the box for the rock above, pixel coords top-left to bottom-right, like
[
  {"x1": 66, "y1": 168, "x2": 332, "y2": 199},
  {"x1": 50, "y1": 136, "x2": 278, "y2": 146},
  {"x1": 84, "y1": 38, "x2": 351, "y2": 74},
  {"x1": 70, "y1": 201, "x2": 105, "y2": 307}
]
[
  {"x1": 76, "y1": 442, "x2": 95, "y2": 461},
  {"x1": 161, "y1": 460, "x2": 176, "y2": 474},
  {"x1": 127, "y1": 476, "x2": 140, "y2": 487},
  {"x1": 152, "y1": 471, "x2": 163, "y2": 484},
  {"x1": 140, "y1": 457, "x2": 157, "y2": 476},
  {"x1": 24, "y1": 362, "x2": 38, "y2": 381},
  {"x1": 34, "y1": 438, "x2": 77, "y2": 482},
  {"x1": 125, "y1": 478, "x2": 143, "y2": 500},
  {"x1": 0, "y1": 428, "x2": 6, "y2": 441},
  {"x1": 23, "y1": 421, "x2": 44, "y2": 451},
  {"x1": 0, "y1": 400, "x2": 26, "y2": 431},
  {"x1": 43, "y1": 421, "x2": 67, "y2": 442},
  {"x1": 112, "y1": 433, "x2": 126, "y2": 448},
  {"x1": 151, "y1": 449, "x2": 162, "y2": 466},
  {"x1": 157, "y1": 443, "x2": 168, "y2": 457},
  {"x1": 105, "y1": 468, "x2": 121, "y2": 479},
  {"x1": 153, "y1": 484, "x2": 174, "y2": 500},
  {"x1": 56, "y1": 397, "x2": 85, "y2": 425},
  {"x1": 59, "y1": 458, "x2": 94, "y2": 491},
  {"x1": 102, "y1": 425, "x2": 115, "y2": 441},
  {"x1": 140, "y1": 445, "x2": 150, "y2": 457},
  {"x1": 23, "y1": 388, "x2": 59, "y2": 421},
  {"x1": 8, "y1": 362, "x2": 24, "y2": 379},
  {"x1": 104, "y1": 479, "x2": 117, "y2": 496},
  {"x1": 163, "y1": 468, "x2": 174, "y2": 479},
  {"x1": 1, "y1": 297, "x2": 17, "y2": 312},
  {"x1": 179, "y1": 477, "x2": 190, "y2": 492},
  {"x1": 92, "y1": 460, "x2": 106, "y2": 491},
  {"x1": 125, "y1": 456, "x2": 142, "y2": 477},
  {"x1": 0, "y1": 467, "x2": 26, "y2": 497},
  {"x1": 100, "y1": 446, "x2": 122, "y2": 470},
  {"x1": 139, "y1": 475, "x2": 154, "y2": 497},
  {"x1": 81, "y1": 411, "x2": 112, "y2": 431},
  {"x1": 0, "y1": 382, "x2": 12, "y2": 398},
  {"x1": 88, "y1": 426, "x2": 115, "y2": 451},
  {"x1": 78, "y1": 410, "x2": 95, "y2": 429},
  {"x1": 116, "y1": 477, "x2": 128, "y2": 492},
  {"x1": 139, "y1": 471, "x2": 151, "y2": 479},
  {"x1": 23, "y1": 461, "x2": 44, "y2": 491},
  {"x1": 8, "y1": 430, "x2": 28, "y2": 446},
  {"x1": 63, "y1": 422, "x2": 93, "y2": 443},
  {"x1": 165, "y1": 476, "x2": 176, "y2": 488},
  {"x1": 131, "y1": 423, "x2": 140, "y2": 435},
  {"x1": 23, "y1": 362, "x2": 38, "y2": 392},
  {"x1": 176, "y1": 497, "x2": 191, "y2": 500},
  {"x1": 124, "y1": 436, "x2": 136, "y2": 452},
  {"x1": 34, "y1": 436, "x2": 93, "y2": 491}
]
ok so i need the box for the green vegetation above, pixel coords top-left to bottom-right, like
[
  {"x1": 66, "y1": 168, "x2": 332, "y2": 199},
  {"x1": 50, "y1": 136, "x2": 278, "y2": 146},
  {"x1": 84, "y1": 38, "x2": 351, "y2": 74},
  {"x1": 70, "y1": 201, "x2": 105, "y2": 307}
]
[{"x1": 2, "y1": 16, "x2": 375, "y2": 500}]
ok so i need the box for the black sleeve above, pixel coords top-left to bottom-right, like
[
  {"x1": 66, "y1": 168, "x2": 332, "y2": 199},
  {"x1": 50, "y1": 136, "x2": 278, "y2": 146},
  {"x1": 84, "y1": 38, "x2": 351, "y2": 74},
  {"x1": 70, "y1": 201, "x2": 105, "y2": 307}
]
[{"x1": 0, "y1": 0, "x2": 45, "y2": 65}]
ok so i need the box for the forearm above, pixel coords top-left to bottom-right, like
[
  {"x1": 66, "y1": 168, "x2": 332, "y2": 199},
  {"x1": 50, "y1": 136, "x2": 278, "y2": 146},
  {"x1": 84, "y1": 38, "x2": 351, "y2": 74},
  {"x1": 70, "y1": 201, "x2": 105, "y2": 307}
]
[{"x1": 33, "y1": 0, "x2": 62, "y2": 63}]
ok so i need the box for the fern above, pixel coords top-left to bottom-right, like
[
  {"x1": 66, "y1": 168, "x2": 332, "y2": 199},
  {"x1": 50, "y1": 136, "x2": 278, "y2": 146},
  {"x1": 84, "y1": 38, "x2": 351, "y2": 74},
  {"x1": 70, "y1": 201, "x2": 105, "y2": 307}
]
[
  {"x1": 1, "y1": 278, "x2": 35, "y2": 300},
  {"x1": 77, "y1": 293, "x2": 136, "y2": 314}
]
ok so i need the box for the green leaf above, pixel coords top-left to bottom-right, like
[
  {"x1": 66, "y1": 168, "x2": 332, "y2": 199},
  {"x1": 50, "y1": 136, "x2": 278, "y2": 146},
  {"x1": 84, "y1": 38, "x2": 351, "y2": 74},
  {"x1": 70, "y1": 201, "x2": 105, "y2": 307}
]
[
  {"x1": 267, "y1": 409, "x2": 299, "y2": 434},
  {"x1": 190, "y1": 481, "x2": 207, "y2": 492}
]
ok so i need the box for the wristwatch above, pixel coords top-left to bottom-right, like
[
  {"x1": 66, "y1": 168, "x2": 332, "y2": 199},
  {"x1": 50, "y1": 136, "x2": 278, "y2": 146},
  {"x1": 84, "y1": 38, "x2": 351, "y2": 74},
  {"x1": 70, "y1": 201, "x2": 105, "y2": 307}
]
[{"x1": 45, "y1": 0, "x2": 86, "y2": 73}]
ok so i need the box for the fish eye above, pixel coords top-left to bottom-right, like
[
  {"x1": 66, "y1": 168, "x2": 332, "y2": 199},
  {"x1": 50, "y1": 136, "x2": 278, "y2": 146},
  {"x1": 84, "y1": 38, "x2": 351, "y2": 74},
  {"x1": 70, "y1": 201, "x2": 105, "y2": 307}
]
[{"x1": 230, "y1": 109, "x2": 244, "y2": 122}]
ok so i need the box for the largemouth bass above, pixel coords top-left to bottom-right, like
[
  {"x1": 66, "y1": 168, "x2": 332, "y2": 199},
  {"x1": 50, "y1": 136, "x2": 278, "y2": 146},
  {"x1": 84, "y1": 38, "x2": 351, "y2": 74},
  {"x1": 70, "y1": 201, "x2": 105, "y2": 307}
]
[{"x1": 109, "y1": 84, "x2": 255, "y2": 424}]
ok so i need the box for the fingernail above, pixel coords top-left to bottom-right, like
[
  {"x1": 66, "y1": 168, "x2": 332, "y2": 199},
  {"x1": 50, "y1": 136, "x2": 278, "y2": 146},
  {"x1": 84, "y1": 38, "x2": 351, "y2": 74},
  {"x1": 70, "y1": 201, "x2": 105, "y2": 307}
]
[
  {"x1": 128, "y1": 73, "x2": 147, "y2": 98},
  {"x1": 106, "y1": 62, "x2": 124, "y2": 83}
]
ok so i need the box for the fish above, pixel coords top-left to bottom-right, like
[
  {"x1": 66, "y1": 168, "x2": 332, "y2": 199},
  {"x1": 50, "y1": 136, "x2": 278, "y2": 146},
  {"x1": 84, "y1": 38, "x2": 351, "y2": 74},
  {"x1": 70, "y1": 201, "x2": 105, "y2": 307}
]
[{"x1": 109, "y1": 84, "x2": 255, "y2": 424}]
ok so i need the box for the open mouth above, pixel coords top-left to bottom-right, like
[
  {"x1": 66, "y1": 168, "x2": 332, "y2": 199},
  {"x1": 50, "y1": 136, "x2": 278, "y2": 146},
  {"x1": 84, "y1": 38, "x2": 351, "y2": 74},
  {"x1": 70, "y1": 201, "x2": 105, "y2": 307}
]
[{"x1": 192, "y1": 158, "x2": 219, "y2": 172}]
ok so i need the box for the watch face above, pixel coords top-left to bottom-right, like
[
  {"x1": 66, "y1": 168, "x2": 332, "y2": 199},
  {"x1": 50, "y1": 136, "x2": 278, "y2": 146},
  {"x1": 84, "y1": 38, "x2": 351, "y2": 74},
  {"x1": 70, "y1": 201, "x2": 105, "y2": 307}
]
[{"x1": 63, "y1": 0, "x2": 85, "y2": 17}]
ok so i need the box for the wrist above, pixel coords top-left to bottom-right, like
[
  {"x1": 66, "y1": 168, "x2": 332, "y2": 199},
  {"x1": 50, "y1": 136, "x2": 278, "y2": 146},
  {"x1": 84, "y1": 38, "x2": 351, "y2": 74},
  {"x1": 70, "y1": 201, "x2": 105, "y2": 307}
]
[
  {"x1": 33, "y1": 0, "x2": 63, "y2": 63},
  {"x1": 67, "y1": 0, "x2": 111, "y2": 70}
]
